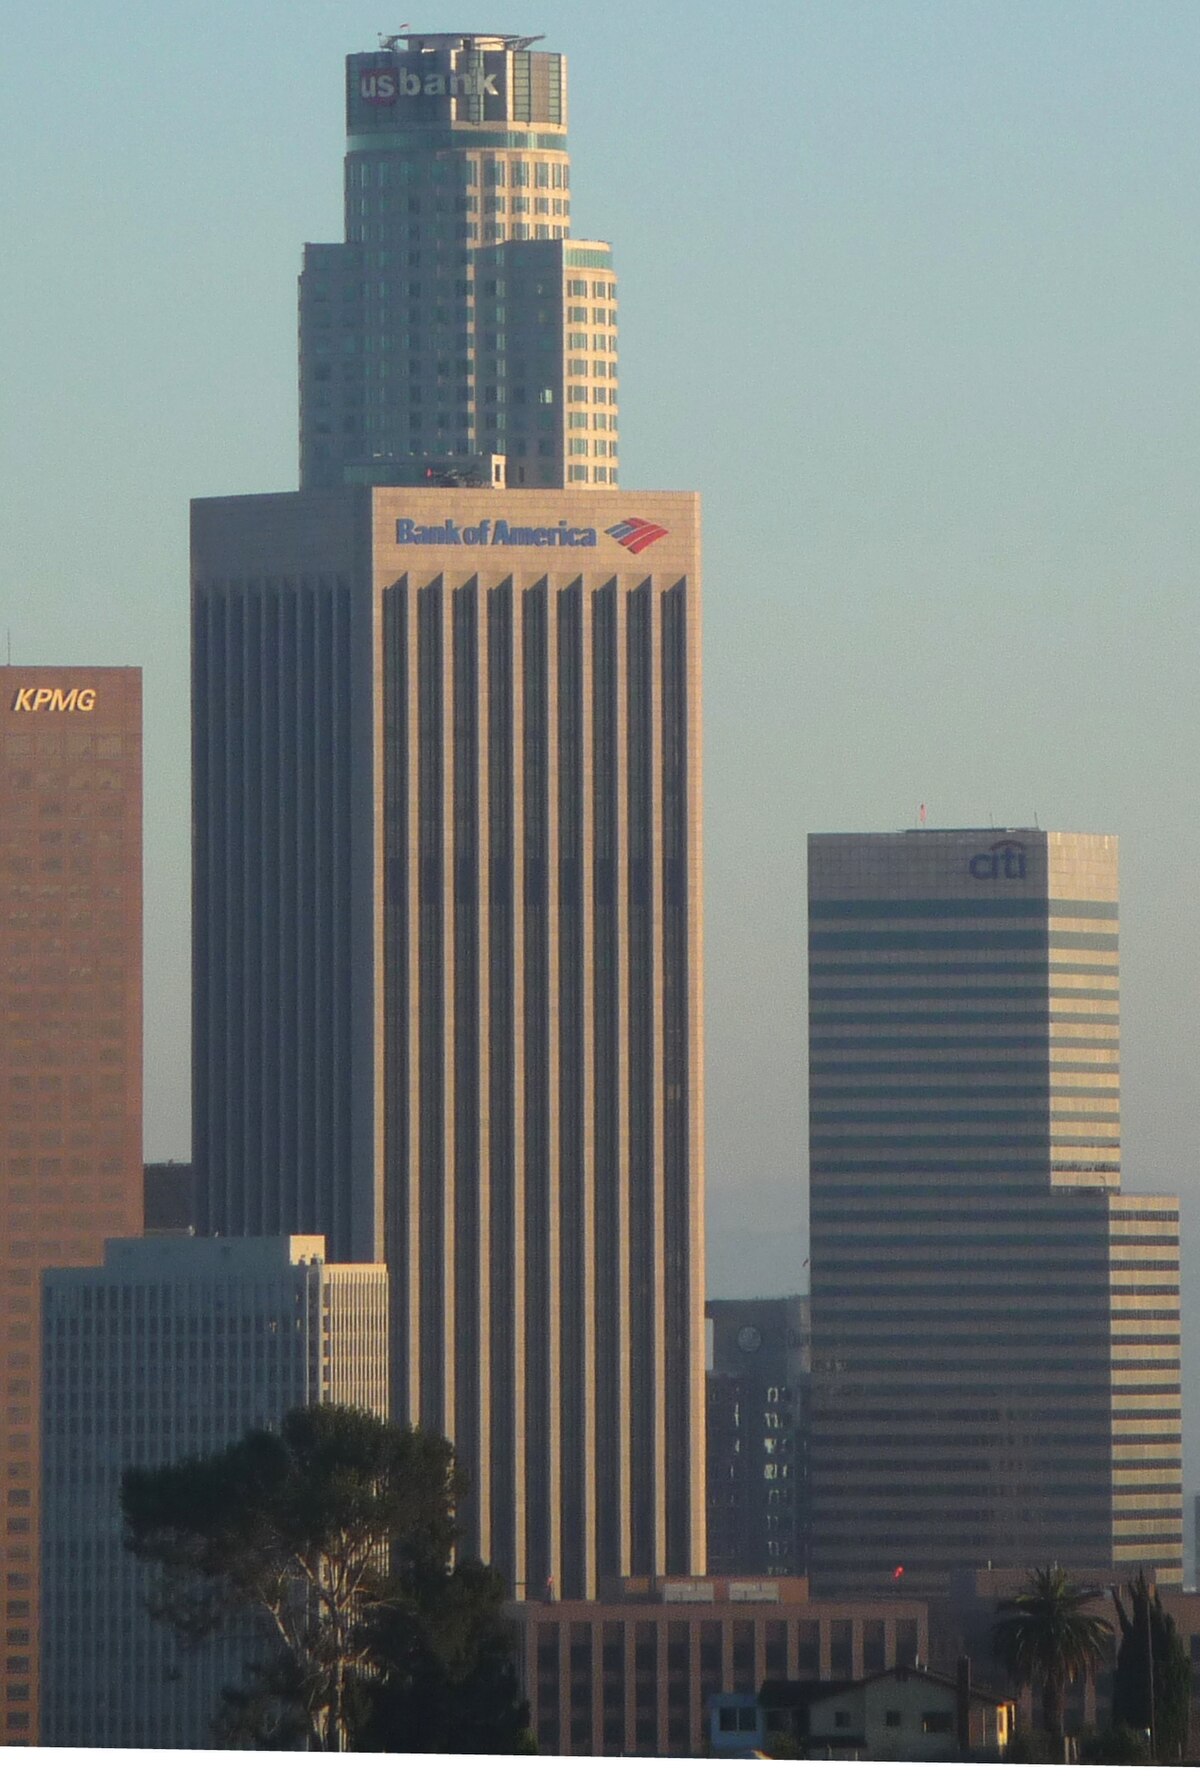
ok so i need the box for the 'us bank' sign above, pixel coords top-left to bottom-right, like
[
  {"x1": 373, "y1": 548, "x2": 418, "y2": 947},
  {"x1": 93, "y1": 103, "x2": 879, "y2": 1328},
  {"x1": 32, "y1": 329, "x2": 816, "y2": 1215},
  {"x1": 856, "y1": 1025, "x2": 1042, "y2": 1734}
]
[{"x1": 360, "y1": 68, "x2": 501, "y2": 103}]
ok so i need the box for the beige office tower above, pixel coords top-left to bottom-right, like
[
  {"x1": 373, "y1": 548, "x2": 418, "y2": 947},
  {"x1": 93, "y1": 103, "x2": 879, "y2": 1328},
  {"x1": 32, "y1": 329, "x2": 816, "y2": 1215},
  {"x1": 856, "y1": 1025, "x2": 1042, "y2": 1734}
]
[
  {"x1": 191, "y1": 484, "x2": 706, "y2": 1599},
  {"x1": 40, "y1": 1236, "x2": 388, "y2": 1747},
  {"x1": 807, "y1": 831, "x2": 1181, "y2": 1596}
]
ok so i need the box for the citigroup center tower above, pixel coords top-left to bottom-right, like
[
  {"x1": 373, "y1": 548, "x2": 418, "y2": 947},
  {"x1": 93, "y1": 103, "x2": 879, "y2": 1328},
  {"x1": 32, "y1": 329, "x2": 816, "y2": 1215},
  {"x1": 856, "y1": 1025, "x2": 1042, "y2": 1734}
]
[{"x1": 192, "y1": 33, "x2": 706, "y2": 1605}]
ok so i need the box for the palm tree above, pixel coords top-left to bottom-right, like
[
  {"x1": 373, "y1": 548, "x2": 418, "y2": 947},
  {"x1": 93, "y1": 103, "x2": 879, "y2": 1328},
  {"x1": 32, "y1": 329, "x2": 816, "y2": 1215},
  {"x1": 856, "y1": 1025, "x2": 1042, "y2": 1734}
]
[{"x1": 993, "y1": 1565, "x2": 1110, "y2": 1741}]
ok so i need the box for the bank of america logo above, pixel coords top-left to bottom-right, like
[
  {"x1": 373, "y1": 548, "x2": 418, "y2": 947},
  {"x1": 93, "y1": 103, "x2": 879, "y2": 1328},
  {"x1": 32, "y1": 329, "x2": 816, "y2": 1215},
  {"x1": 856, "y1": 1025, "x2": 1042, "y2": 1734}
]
[{"x1": 606, "y1": 517, "x2": 669, "y2": 554}]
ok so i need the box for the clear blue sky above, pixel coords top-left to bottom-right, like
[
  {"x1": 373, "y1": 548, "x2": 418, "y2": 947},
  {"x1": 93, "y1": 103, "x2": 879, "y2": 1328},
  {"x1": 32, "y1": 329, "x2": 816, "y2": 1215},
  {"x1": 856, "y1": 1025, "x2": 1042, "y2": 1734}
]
[{"x1": 3, "y1": 0, "x2": 1198, "y2": 1492}]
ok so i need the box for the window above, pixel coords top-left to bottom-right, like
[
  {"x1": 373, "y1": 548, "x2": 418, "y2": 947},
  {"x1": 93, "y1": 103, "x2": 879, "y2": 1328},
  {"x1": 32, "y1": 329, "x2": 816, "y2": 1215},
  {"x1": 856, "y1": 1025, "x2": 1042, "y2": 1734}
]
[
  {"x1": 885, "y1": 1711, "x2": 902, "y2": 1729},
  {"x1": 834, "y1": 1711, "x2": 851, "y2": 1729},
  {"x1": 922, "y1": 1711, "x2": 953, "y2": 1735}
]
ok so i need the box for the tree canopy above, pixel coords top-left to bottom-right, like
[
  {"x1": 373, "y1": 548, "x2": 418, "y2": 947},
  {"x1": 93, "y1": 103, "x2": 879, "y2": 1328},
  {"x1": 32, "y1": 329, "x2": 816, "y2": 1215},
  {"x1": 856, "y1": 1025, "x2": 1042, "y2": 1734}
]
[
  {"x1": 992, "y1": 1565, "x2": 1110, "y2": 1740},
  {"x1": 122, "y1": 1403, "x2": 528, "y2": 1753}
]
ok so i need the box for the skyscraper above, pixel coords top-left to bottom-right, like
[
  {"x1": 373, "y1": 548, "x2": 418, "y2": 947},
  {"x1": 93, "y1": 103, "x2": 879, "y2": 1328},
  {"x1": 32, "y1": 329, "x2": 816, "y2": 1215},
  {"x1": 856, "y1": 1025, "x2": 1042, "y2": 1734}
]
[
  {"x1": 191, "y1": 484, "x2": 706, "y2": 1600},
  {"x1": 299, "y1": 32, "x2": 618, "y2": 491},
  {"x1": 807, "y1": 829, "x2": 1181, "y2": 1595},
  {"x1": 0, "y1": 667, "x2": 143, "y2": 1744},
  {"x1": 192, "y1": 27, "x2": 704, "y2": 1602},
  {"x1": 40, "y1": 1235, "x2": 388, "y2": 1747}
]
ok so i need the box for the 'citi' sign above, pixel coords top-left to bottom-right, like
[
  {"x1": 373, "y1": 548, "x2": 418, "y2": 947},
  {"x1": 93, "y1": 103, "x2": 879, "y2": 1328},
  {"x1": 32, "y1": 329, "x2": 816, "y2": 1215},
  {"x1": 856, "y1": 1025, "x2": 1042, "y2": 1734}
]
[
  {"x1": 968, "y1": 841, "x2": 1026, "y2": 881},
  {"x1": 11, "y1": 688, "x2": 97, "y2": 713}
]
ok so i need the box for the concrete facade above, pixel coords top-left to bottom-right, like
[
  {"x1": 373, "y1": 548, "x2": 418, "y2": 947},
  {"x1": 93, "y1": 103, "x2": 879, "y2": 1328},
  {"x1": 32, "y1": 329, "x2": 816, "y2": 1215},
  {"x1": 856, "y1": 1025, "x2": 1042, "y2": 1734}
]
[
  {"x1": 807, "y1": 830, "x2": 1182, "y2": 1595},
  {"x1": 299, "y1": 33, "x2": 618, "y2": 491},
  {"x1": 506, "y1": 1576, "x2": 929, "y2": 1757},
  {"x1": 0, "y1": 666, "x2": 143, "y2": 1745},
  {"x1": 191, "y1": 483, "x2": 705, "y2": 1600},
  {"x1": 39, "y1": 1235, "x2": 388, "y2": 1748}
]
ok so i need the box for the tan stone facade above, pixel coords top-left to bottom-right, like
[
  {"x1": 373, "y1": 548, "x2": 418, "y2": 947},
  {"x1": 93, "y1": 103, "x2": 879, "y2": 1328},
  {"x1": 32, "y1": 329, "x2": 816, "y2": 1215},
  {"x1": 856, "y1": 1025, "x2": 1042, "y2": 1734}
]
[
  {"x1": 191, "y1": 485, "x2": 705, "y2": 1599},
  {"x1": 0, "y1": 667, "x2": 143, "y2": 1744}
]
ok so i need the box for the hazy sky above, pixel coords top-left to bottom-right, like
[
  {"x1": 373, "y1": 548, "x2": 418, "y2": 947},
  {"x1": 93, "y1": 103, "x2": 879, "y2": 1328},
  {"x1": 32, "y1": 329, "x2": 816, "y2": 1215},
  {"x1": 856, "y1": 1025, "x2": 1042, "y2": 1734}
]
[{"x1": 3, "y1": 0, "x2": 1198, "y2": 1479}]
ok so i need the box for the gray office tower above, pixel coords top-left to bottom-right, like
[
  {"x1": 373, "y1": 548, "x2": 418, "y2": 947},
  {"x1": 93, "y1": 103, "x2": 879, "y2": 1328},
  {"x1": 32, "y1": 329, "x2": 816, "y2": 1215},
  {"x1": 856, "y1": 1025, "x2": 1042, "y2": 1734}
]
[
  {"x1": 807, "y1": 831, "x2": 1181, "y2": 1596},
  {"x1": 300, "y1": 32, "x2": 618, "y2": 492}
]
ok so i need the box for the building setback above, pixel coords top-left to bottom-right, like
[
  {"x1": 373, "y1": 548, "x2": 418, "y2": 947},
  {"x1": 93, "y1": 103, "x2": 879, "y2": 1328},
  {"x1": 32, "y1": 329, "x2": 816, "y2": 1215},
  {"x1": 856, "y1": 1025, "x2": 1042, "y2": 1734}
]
[
  {"x1": 0, "y1": 667, "x2": 143, "y2": 1746},
  {"x1": 191, "y1": 484, "x2": 706, "y2": 1599},
  {"x1": 300, "y1": 32, "x2": 618, "y2": 491},
  {"x1": 807, "y1": 830, "x2": 1182, "y2": 1595},
  {"x1": 40, "y1": 1235, "x2": 388, "y2": 1748}
]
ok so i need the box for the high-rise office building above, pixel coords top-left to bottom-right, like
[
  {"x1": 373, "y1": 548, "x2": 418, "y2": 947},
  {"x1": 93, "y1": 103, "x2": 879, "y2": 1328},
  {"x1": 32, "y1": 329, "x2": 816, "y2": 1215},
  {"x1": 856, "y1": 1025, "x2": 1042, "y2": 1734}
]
[
  {"x1": 191, "y1": 484, "x2": 706, "y2": 1599},
  {"x1": 807, "y1": 830, "x2": 1182, "y2": 1596},
  {"x1": 193, "y1": 26, "x2": 703, "y2": 1603},
  {"x1": 299, "y1": 32, "x2": 618, "y2": 491},
  {"x1": 0, "y1": 667, "x2": 143, "y2": 1745},
  {"x1": 40, "y1": 1235, "x2": 388, "y2": 1747},
  {"x1": 706, "y1": 1296, "x2": 810, "y2": 1577}
]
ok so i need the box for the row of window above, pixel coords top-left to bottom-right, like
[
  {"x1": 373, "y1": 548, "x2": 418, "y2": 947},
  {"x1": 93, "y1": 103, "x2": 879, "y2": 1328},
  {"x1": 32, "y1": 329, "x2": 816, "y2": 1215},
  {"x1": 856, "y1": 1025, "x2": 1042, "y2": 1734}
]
[
  {"x1": 349, "y1": 156, "x2": 569, "y2": 190},
  {"x1": 349, "y1": 221, "x2": 570, "y2": 245}
]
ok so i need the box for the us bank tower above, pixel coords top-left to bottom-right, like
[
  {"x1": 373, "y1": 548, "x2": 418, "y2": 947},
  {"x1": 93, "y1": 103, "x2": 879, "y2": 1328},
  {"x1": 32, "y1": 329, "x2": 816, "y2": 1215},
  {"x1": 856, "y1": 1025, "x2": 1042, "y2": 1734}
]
[{"x1": 192, "y1": 33, "x2": 706, "y2": 1600}]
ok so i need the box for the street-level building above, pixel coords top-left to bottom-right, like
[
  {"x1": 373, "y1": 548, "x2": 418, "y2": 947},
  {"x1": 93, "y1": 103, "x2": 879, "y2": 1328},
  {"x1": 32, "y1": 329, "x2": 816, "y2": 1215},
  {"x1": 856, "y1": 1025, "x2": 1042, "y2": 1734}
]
[
  {"x1": 40, "y1": 1234, "x2": 388, "y2": 1748},
  {"x1": 191, "y1": 484, "x2": 705, "y2": 1600},
  {"x1": 807, "y1": 830, "x2": 1182, "y2": 1595},
  {"x1": 506, "y1": 1575, "x2": 928, "y2": 1757},
  {"x1": 0, "y1": 666, "x2": 143, "y2": 1745}
]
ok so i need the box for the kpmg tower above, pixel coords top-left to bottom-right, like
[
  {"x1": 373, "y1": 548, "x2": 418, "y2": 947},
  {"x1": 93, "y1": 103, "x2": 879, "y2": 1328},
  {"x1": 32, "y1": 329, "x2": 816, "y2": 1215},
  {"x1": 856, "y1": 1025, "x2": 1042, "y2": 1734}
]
[
  {"x1": 192, "y1": 33, "x2": 705, "y2": 1600},
  {"x1": 807, "y1": 830, "x2": 1181, "y2": 1596}
]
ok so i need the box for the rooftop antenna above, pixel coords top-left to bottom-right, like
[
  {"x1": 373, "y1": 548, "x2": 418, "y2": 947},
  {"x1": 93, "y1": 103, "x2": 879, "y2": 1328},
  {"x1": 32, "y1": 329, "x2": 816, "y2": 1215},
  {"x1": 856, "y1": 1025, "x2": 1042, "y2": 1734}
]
[{"x1": 918, "y1": 802, "x2": 926, "y2": 826}]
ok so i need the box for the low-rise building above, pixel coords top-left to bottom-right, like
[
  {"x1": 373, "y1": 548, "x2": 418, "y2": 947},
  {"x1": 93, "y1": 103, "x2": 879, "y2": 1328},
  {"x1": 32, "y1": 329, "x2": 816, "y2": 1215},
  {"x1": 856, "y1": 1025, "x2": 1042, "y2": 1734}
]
[
  {"x1": 505, "y1": 1575, "x2": 928, "y2": 1757},
  {"x1": 754, "y1": 1661, "x2": 1014, "y2": 1760}
]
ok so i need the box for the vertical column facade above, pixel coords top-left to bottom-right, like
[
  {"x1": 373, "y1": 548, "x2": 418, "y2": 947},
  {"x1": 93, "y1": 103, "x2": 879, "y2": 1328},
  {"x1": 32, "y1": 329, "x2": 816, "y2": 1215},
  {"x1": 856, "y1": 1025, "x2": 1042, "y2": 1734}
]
[
  {"x1": 375, "y1": 488, "x2": 704, "y2": 1597},
  {"x1": 193, "y1": 489, "x2": 705, "y2": 1602}
]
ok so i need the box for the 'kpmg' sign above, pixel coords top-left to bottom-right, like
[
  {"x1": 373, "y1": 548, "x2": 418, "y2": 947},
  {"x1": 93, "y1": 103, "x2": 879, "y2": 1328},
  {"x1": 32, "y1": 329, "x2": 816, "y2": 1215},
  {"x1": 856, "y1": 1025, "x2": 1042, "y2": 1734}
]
[{"x1": 11, "y1": 687, "x2": 97, "y2": 713}]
